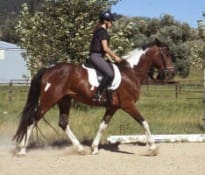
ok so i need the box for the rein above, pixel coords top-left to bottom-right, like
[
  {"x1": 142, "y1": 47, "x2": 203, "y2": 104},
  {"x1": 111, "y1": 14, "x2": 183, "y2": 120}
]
[{"x1": 134, "y1": 67, "x2": 161, "y2": 77}]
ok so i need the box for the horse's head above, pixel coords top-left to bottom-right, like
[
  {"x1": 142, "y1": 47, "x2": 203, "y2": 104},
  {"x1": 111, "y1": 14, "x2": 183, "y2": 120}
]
[
  {"x1": 120, "y1": 39, "x2": 175, "y2": 80},
  {"x1": 148, "y1": 39, "x2": 175, "y2": 80}
]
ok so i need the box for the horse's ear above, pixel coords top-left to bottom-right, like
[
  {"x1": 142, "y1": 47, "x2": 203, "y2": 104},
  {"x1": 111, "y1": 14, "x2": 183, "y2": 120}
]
[{"x1": 155, "y1": 38, "x2": 161, "y2": 46}]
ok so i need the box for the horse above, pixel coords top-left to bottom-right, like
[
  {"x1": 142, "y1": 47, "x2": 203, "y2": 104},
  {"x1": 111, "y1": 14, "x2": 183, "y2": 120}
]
[{"x1": 13, "y1": 39, "x2": 175, "y2": 156}]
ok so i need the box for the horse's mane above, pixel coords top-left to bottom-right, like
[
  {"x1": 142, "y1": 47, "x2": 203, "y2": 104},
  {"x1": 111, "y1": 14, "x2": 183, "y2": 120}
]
[
  {"x1": 141, "y1": 41, "x2": 156, "y2": 50},
  {"x1": 118, "y1": 47, "x2": 148, "y2": 70},
  {"x1": 117, "y1": 39, "x2": 168, "y2": 71},
  {"x1": 142, "y1": 39, "x2": 168, "y2": 50}
]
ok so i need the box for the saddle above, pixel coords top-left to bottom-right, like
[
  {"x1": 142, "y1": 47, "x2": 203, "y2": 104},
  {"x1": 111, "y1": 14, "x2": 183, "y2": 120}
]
[{"x1": 82, "y1": 60, "x2": 121, "y2": 91}]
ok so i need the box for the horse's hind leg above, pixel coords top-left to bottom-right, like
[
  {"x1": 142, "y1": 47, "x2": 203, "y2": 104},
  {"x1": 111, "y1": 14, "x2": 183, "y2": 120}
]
[
  {"x1": 16, "y1": 108, "x2": 47, "y2": 156},
  {"x1": 16, "y1": 123, "x2": 35, "y2": 156},
  {"x1": 91, "y1": 107, "x2": 117, "y2": 155},
  {"x1": 16, "y1": 100, "x2": 58, "y2": 155},
  {"x1": 58, "y1": 96, "x2": 84, "y2": 153}
]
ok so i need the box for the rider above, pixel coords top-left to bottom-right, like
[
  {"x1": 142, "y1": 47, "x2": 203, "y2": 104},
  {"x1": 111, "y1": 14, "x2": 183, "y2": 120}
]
[{"x1": 89, "y1": 11, "x2": 122, "y2": 102}]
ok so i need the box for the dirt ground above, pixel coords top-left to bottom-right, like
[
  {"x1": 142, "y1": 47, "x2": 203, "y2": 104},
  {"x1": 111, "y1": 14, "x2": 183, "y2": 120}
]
[{"x1": 0, "y1": 138, "x2": 205, "y2": 175}]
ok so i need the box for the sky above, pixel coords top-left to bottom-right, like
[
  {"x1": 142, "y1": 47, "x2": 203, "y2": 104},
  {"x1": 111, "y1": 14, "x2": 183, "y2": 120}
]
[{"x1": 112, "y1": 0, "x2": 205, "y2": 28}]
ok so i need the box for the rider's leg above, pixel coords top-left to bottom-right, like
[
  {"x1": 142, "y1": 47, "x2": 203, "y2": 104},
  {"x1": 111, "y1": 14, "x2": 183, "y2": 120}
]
[
  {"x1": 89, "y1": 53, "x2": 114, "y2": 102},
  {"x1": 92, "y1": 76, "x2": 112, "y2": 102}
]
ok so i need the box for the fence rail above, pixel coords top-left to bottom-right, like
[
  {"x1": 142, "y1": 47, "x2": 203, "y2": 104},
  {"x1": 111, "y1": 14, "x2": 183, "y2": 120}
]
[
  {"x1": 0, "y1": 79, "x2": 30, "y2": 86},
  {"x1": 0, "y1": 79, "x2": 204, "y2": 102}
]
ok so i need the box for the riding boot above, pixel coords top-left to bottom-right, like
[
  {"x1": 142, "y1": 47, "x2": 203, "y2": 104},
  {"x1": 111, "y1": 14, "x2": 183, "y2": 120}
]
[
  {"x1": 92, "y1": 89, "x2": 103, "y2": 102},
  {"x1": 92, "y1": 76, "x2": 111, "y2": 102},
  {"x1": 106, "y1": 89, "x2": 113, "y2": 105}
]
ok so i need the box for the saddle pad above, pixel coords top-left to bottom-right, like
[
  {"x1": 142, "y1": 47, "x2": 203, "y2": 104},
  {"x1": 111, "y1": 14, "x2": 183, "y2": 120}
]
[{"x1": 82, "y1": 64, "x2": 121, "y2": 90}]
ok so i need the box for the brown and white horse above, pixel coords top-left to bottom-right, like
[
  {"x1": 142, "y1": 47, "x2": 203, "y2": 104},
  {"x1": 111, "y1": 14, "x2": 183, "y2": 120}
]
[{"x1": 14, "y1": 39, "x2": 175, "y2": 156}]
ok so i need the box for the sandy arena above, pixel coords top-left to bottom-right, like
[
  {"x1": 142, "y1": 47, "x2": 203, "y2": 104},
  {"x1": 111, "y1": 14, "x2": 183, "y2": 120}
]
[{"x1": 0, "y1": 139, "x2": 204, "y2": 175}]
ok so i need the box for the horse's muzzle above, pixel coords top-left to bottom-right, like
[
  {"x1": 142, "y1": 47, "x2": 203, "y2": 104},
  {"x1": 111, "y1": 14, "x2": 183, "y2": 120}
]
[{"x1": 157, "y1": 68, "x2": 176, "y2": 80}]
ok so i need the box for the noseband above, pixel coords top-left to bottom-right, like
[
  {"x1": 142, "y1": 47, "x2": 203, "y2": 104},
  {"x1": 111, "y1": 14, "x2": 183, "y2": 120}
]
[{"x1": 159, "y1": 47, "x2": 174, "y2": 73}]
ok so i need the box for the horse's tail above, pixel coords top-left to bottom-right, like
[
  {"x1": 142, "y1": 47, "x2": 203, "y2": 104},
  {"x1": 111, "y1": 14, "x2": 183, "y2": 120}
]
[{"x1": 13, "y1": 68, "x2": 47, "y2": 143}]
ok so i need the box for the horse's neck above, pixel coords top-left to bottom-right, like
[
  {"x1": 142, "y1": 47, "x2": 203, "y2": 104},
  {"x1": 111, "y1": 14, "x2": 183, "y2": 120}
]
[{"x1": 134, "y1": 55, "x2": 152, "y2": 82}]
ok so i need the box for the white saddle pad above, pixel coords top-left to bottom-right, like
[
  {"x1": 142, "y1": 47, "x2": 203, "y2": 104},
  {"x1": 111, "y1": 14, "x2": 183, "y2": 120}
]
[{"x1": 82, "y1": 64, "x2": 121, "y2": 90}]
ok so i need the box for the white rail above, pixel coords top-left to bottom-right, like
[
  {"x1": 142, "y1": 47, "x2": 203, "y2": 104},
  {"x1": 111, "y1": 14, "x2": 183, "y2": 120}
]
[{"x1": 107, "y1": 134, "x2": 205, "y2": 144}]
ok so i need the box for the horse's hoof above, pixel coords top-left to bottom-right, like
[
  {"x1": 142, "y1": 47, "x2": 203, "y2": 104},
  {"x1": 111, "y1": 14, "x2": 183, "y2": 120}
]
[
  {"x1": 77, "y1": 146, "x2": 90, "y2": 155},
  {"x1": 16, "y1": 151, "x2": 27, "y2": 157},
  {"x1": 13, "y1": 147, "x2": 27, "y2": 157},
  {"x1": 142, "y1": 145, "x2": 160, "y2": 156},
  {"x1": 149, "y1": 145, "x2": 159, "y2": 156},
  {"x1": 91, "y1": 150, "x2": 99, "y2": 155},
  {"x1": 16, "y1": 153, "x2": 26, "y2": 157},
  {"x1": 91, "y1": 145, "x2": 99, "y2": 155},
  {"x1": 76, "y1": 145, "x2": 88, "y2": 155}
]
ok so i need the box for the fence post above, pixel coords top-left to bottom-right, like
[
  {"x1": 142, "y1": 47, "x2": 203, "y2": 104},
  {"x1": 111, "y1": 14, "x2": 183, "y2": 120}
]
[
  {"x1": 8, "y1": 81, "x2": 13, "y2": 102},
  {"x1": 175, "y1": 82, "x2": 179, "y2": 99},
  {"x1": 203, "y1": 68, "x2": 205, "y2": 129},
  {"x1": 203, "y1": 97, "x2": 205, "y2": 130}
]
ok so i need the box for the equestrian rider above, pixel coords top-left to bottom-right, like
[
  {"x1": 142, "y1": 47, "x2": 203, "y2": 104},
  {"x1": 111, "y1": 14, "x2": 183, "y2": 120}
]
[{"x1": 89, "y1": 11, "x2": 122, "y2": 102}]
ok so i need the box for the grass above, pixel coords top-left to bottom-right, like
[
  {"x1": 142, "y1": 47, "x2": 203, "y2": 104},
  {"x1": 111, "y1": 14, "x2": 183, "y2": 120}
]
[{"x1": 0, "y1": 68, "x2": 204, "y2": 144}]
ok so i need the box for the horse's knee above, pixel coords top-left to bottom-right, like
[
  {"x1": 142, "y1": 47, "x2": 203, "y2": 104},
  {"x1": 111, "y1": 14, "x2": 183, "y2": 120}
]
[{"x1": 58, "y1": 114, "x2": 68, "y2": 130}]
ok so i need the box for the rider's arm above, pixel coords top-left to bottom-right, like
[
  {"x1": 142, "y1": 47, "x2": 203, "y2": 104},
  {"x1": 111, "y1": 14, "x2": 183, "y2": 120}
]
[
  {"x1": 101, "y1": 40, "x2": 122, "y2": 63},
  {"x1": 105, "y1": 53, "x2": 114, "y2": 63}
]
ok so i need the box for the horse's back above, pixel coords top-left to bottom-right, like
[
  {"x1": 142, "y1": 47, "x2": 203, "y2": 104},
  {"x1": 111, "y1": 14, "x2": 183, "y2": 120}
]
[
  {"x1": 48, "y1": 62, "x2": 79, "y2": 72},
  {"x1": 41, "y1": 63, "x2": 86, "y2": 87}
]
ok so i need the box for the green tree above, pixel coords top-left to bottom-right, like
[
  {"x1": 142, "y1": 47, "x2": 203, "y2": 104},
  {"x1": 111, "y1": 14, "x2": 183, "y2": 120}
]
[
  {"x1": 197, "y1": 20, "x2": 205, "y2": 40},
  {"x1": 0, "y1": 0, "x2": 41, "y2": 42},
  {"x1": 112, "y1": 14, "x2": 195, "y2": 78},
  {"x1": 16, "y1": 0, "x2": 119, "y2": 75},
  {"x1": 189, "y1": 40, "x2": 205, "y2": 69},
  {"x1": 15, "y1": 1, "x2": 203, "y2": 78},
  {"x1": 192, "y1": 14, "x2": 205, "y2": 69},
  {"x1": 1, "y1": 17, "x2": 19, "y2": 43}
]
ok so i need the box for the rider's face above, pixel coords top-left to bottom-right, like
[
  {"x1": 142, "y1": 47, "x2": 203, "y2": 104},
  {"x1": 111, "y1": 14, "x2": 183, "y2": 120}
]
[{"x1": 106, "y1": 21, "x2": 113, "y2": 29}]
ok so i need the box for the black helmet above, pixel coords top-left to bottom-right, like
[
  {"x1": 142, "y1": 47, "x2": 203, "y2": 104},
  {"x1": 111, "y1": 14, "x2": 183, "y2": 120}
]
[{"x1": 99, "y1": 11, "x2": 115, "y2": 22}]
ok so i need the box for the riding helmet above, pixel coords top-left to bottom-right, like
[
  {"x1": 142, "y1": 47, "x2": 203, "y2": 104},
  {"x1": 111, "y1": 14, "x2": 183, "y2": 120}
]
[{"x1": 99, "y1": 11, "x2": 115, "y2": 22}]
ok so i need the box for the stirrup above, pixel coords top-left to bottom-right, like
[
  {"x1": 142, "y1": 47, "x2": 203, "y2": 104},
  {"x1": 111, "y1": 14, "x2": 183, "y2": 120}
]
[
  {"x1": 92, "y1": 93, "x2": 107, "y2": 103},
  {"x1": 92, "y1": 92, "x2": 101, "y2": 102},
  {"x1": 92, "y1": 95, "x2": 101, "y2": 102}
]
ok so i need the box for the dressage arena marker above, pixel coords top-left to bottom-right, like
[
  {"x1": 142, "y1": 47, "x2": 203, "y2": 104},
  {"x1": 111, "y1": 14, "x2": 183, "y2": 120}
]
[{"x1": 107, "y1": 134, "x2": 205, "y2": 144}]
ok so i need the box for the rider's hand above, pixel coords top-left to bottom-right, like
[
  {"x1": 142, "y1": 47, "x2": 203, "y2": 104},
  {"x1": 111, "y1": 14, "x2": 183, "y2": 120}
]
[{"x1": 115, "y1": 56, "x2": 122, "y2": 63}]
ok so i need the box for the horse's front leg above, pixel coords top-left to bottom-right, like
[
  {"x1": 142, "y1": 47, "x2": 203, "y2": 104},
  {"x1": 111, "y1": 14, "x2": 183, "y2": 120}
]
[
  {"x1": 141, "y1": 120, "x2": 157, "y2": 151},
  {"x1": 91, "y1": 107, "x2": 117, "y2": 155},
  {"x1": 122, "y1": 103, "x2": 158, "y2": 155}
]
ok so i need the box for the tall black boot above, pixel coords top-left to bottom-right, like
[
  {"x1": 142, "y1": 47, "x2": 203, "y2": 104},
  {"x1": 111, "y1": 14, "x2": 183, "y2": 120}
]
[
  {"x1": 106, "y1": 89, "x2": 113, "y2": 105},
  {"x1": 92, "y1": 76, "x2": 111, "y2": 102}
]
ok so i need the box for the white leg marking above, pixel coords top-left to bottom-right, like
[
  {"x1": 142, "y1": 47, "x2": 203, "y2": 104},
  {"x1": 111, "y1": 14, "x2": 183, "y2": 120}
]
[
  {"x1": 92, "y1": 121, "x2": 108, "y2": 155},
  {"x1": 44, "y1": 82, "x2": 51, "y2": 92},
  {"x1": 17, "y1": 123, "x2": 35, "y2": 156},
  {"x1": 65, "y1": 125, "x2": 83, "y2": 152},
  {"x1": 142, "y1": 121, "x2": 156, "y2": 150},
  {"x1": 90, "y1": 86, "x2": 95, "y2": 91}
]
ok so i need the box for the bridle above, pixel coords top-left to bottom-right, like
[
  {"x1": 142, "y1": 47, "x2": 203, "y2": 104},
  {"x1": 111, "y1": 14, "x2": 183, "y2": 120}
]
[
  {"x1": 158, "y1": 46, "x2": 175, "y2": 79},
  {"x1": 159, "y1": 47, "x2": 174, "y2": 71}
]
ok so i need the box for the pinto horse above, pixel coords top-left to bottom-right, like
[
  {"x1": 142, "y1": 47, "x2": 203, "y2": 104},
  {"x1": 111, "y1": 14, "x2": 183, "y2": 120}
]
[{"x1": 14, "y1": 39, "x2": 175, "y2": 156}]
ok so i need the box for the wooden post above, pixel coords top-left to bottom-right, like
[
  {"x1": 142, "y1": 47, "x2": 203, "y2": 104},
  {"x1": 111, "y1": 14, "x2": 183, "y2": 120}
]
[
  {"x1": 175, "y1": 83, "x2": 178, "y2": 99},
  {"x1": 204, "y1": 67, "x2": 205, "y2": 90},
  {"x1": 8, "y1": 81, "x2": 13, "y2": 102},
  {"x1": 203, "y1": 68, "x2": 205, "y2": 129}
]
